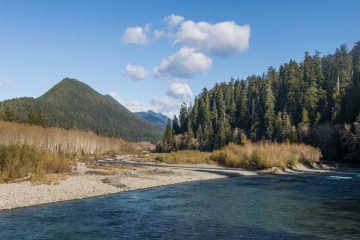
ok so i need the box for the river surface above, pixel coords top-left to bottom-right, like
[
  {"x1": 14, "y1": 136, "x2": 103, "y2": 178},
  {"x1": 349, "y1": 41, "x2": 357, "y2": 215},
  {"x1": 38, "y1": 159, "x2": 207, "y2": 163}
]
[{"x1": 0, "y1": 169, "x2": 359, "y2": 240}]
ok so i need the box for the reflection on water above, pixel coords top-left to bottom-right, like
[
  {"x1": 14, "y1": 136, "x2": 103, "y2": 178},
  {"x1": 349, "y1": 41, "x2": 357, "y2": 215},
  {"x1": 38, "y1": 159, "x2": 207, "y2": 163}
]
[{"x1": 0, "y1": 170, "x2": 359, "y2": 240}]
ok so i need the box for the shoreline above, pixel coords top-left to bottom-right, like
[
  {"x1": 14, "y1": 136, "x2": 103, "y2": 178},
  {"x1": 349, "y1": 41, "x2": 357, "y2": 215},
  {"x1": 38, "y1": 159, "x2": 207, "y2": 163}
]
[
  {"x1": 0, "y1": 156, "x2": 331, "y2": 211},
  {"x1": 0, "y1": 177, "x2": 225, "y2": 213},
  {"x1": 0, "y1": 161, "x2": 231, "y2": 211}
]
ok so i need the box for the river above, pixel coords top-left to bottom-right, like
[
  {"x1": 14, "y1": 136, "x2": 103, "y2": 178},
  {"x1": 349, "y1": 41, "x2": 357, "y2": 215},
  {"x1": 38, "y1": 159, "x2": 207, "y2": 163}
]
[{"x1": 0, "y1": 169, "x2": 359, "y2": 239}]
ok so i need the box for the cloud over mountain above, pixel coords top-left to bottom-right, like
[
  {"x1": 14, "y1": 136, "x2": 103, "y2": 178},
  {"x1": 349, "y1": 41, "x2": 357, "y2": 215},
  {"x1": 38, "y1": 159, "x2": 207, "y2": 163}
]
[
  {"x1": 174, "y1": 19, "x2": 250, "y2": 56},
  {"x1": 154, "y1": 47, "x2": 212, "y2": 79},
  {"x1": 124, "y1": 64, "x2": 149, "y2": 81},
  {"x1": 120, "y1": 15, "x2": 251, "y2": 115},
  {"x1": 166, "y1": 82, "x2": 192, "y2": 99}
]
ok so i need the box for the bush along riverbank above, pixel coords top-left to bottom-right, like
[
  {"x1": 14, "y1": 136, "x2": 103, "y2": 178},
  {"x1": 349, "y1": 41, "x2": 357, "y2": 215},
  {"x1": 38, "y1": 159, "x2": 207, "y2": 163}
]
[{"x1": 155, "y1": 142, "x2": 321, "y2": 170}]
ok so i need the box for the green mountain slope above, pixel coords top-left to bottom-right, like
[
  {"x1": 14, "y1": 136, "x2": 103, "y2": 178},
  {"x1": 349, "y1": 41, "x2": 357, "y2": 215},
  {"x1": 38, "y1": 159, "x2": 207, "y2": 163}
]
[{"x1": 0, "y1": 78, "x2": 164, "y2": 142}]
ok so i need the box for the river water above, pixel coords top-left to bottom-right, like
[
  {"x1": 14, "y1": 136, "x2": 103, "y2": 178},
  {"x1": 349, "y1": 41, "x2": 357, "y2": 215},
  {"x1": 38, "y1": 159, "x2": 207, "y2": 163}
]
[{"x1": 0, "y1": 169, "x2": 359, "y2": 239}]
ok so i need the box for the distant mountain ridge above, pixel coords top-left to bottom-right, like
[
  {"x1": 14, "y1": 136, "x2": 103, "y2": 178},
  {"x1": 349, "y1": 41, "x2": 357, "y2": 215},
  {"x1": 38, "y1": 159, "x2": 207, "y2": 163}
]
[
  {"x1": 135, "y1": 111, "x2": 170, "y2": 126},
  {"x1": 0, "y1": 78, "x2": 164, "y2": 142}
]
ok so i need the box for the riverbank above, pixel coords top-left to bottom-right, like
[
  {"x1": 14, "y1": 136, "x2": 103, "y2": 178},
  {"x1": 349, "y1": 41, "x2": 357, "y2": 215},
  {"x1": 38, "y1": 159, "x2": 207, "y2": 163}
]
[
  {"x1": 0, "y1": 157, "x2": 229, "y2": 211},
  {"x1": 0, "y1": 155, "x2": 330, "y2": 211}
]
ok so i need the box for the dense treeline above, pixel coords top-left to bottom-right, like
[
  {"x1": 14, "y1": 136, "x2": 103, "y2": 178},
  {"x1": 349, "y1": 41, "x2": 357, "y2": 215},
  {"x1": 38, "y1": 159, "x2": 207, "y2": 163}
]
[{"x1": 158, "y1": 42, "x2": 360, "y2": 163}]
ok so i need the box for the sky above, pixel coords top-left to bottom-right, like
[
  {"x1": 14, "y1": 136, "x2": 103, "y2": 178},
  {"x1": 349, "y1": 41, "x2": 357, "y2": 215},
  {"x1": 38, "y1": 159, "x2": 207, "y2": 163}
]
[{"x1": 0, "y1": 0, "x2": 359, "y2": 117}]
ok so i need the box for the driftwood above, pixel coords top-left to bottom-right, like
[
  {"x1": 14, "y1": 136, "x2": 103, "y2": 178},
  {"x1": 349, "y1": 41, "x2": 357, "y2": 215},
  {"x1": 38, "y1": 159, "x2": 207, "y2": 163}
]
[{"x1": 7, "y1": 173, "x2": 32, "y2": 183}]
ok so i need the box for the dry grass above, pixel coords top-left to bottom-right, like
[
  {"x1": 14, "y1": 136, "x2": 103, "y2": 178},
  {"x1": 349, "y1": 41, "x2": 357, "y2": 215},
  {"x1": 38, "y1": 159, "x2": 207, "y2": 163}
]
[
  {"x1": 85, "y1": 170, "x2": 117, "y2": 176},
  {"x1": 0, "y1": 121, "x2": 155, "y2": 183},
  {"x1": 0, "y1": 143, "x2": 74, "y2": 183},
  {"x1": 210, "y1": 142, "x2": 321, "y2": 170},
  {"x1": 154, "y1": 150, "x2": 213, "y2": 164},
  {"x1": 0, "y1": 120, "x2": 154, "y2": 155}
]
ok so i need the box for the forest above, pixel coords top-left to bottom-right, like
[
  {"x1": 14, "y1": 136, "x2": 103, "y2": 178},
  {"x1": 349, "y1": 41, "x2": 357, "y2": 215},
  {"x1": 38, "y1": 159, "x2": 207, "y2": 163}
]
[{"x1": 158, "y1": 42, "x2": 360, "y2": 163}]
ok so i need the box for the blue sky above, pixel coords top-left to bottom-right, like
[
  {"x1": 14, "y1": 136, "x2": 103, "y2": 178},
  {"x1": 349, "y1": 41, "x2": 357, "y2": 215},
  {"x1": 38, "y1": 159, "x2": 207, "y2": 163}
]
[{"x1": 0, "y1": 0, "x2": 359, "y2": 116}]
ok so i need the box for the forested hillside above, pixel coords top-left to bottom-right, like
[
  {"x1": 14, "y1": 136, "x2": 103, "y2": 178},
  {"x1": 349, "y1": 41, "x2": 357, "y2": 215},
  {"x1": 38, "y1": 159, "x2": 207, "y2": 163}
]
[
  {"x1": 159, "y1": 42, "x2": 360, "y2": 163},
  {"x1": 0, "y1": 78, "x2": 164, "y2": 142}
]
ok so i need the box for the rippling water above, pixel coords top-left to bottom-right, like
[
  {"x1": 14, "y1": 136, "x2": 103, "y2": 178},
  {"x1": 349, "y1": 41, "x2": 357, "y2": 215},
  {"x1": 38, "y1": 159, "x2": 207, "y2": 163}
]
[{"x1": 1, "y1": 170, "x2": 359, "y2": 240}]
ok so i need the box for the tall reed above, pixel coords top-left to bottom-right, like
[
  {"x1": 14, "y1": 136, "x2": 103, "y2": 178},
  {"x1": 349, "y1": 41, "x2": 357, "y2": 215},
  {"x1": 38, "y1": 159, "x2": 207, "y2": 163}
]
[
  {"x1": 0, "y1": 120, "x2": 153, "y2": 155},
  {"x1": 210, "y1": 142, "x2": 321, "y2": 170},
  {"x1": 155, "y1": 150, "x2": 212, "y2": 164},
  {"x1": 0, "y1": 143, "x2": 73, "y2": 182}
]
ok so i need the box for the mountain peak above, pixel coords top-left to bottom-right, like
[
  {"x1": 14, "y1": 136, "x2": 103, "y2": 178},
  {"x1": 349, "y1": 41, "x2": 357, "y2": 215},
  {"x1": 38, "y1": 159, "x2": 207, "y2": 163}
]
[
  {"x1": 135, "y1": 111, "x2": 169, "y2": 127},
  {"x1": 1, "y1": 78, "x2": 164, "y2": 142}
]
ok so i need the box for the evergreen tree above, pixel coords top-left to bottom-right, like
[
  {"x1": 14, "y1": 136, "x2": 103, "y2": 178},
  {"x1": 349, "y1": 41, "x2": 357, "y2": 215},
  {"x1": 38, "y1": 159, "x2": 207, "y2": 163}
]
[
  {"x1": 247, "y1": 75, "x2": 262, "y2": 139},
  {"x1": 191, "y1": 96, "x2": 199, "y2": 134},
  {"x1": 3, "y1": 108, "x2": 15, "y2": 121},
  {"x1": 331, "y1": 45, "x2": 352, "y2": 121},
  {"x1": 285, "y1": 60, "x2": 303, "y2": 124},
  {"x1": 301, "y1": 107, "x2": 309, "y2": 125},
  {"x1": 179, "y1": 103, "x2": 189, "y2": 133},
  {"x1": 282, "y1": 112, "x2": 293, "y2": 142},
  {"x1": 172, "y1": 115, "x2": 181, "y2": 134},
  {"x1": 215, "y1": 120, "x2": 227, "y2": 149},
  {"x1": 352, "y1": 41, "x2": 360, "y2": 87},
  {"x1": 303, "y1": 52, "x2": 323, "y2": 124},
  {"x1": 162, "y1": 119, "x2": 174, "y2": 152},
  {"x1": 342, "y1": 42, "x2": 360, "y2": 122},
  {"x1": 159, "y1": 41, "x2": 358, "y2": 153},
  {"x1": 184, "y1": 119, "x2": 196, "y2": 149},
  {"x1": 276, "y1": 65, "x2": 287, "y2": 113},
  {"x1": 264, "y1": 68, "x2": 276, "y2": 139},
  {"x1": 274, "y1": 112, "x2": 283, "y2": 142},
  {"x1": 234, "y1": 79, "x2": 248, "y2": 130}
]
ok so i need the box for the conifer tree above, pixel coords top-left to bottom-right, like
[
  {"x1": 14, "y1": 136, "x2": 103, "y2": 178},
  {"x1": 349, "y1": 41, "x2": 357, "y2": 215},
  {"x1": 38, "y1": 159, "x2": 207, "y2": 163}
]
[
  {"x1": 179, "y1": 103, "x2": 189, "y2": 133},
  {"x1": 285, "y1": 60, "x2": 303, "y2": 124},
  {"x1": 172, "y1": 115, "x2": 181, "y2": 134},
  {"x1": 352, "y1": 41, "x2": 360, "y2": 87},
  {"x1": 331, "y1": 45, "x2": 352, "y2": 121},
  {"x1": 264, "y1": 68, "x2": 276, "y2": 139},
  {"x1": 3, "y1": 108, "x2": 15, "y2": 121},
  {"x1": 159, "y1": 42, "x2": 358, "y2": 153},
  {"x1": 301, "y1": 107, "x2": 310, "y2": 125},
  {"x1": 274, "y1": 112, "x2": 283, "y2": 142},
  {"x1": 191, "y1": 96, "x2": 199, "y2": 134},
  {"x1": 162, "y1": 119, "x2": 174, "y2": 152},
  {"x1": 282, "y1": 112, "x2": 293, "y2": 141}
]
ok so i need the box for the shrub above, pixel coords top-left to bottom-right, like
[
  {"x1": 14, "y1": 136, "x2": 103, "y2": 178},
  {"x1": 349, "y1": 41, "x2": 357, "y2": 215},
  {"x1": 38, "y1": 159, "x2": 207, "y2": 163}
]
[
  {"x1": 210, "y1": 142, "x2": 321, "y2": 170},
  {"x1": 154, "y1": 150, "x2": 212, "y2": 164},
  {"x1": 0, "y1": 144, "x2": 74, "y2": 182}
]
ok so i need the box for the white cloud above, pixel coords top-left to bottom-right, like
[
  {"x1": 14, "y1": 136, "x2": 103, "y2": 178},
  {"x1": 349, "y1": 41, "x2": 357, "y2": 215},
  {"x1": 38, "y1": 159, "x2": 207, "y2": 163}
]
[
  {"x1": 154, "y1": 47, "x2": 212, "y2": 79},
  {"x1": 109, "y1": 91, "x2": 184, "y2": 118},
  {"x1": 164, "y1": 14, "x2": 185, "y2": 28},
  {"x1": 154, "y1": 29, "x2": 166, "y2": 39},
  {"x1": 124, "y1": 64, "x2": 149, "y2": 81},
  {"x1": 121, "y1": 16, "x2": 251, "y2": 56},
  {"x1": 166, "y1": 82, "x2": 192, "y2": 99},
  {"x1": 122, "y1": 26, "x2": 148, "y2": 44},
  {"x1": 150, "y1": 96, "x2": 182, "y2": 117},
  {"x1": 175, "y1": 20, "x2": 250, "y2": 56}
]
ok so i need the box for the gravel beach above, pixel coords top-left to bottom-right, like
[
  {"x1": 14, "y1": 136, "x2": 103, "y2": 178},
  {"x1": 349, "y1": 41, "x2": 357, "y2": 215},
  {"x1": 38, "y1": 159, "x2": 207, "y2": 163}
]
[
  {"x1": 0, "y1": 155, "x2": 327, "y2": 211},
  {"x1": 0, "y1": 158, "x2": 254, "y2": 211}
]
